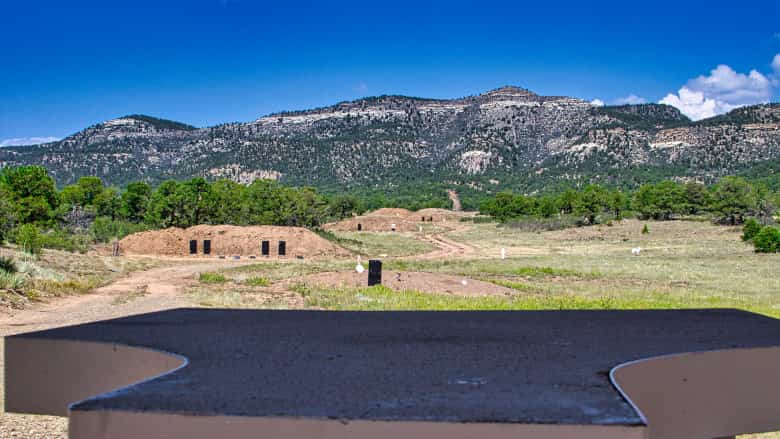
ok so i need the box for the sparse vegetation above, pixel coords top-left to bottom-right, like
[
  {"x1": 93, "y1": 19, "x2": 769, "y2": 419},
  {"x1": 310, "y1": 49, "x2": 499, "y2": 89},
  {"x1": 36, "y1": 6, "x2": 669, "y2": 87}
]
[
  {"x1": 514, "y1": 266, "x2": 597, "y2": 278},
  {"x1": 322, "y1": 231, "x2": 436, "y2": 257},
  {"x1": 0, "y1": 271, "x2": 25, "y2": 291},
  {"x1": 243, "y1": 276, "x2": 271, "y2": 287},
  {"x1": 293, "y1": 284, "x2": 778, "y2": 317},
  {"x1": 199, "y1": 272, "x2": 227, "y2": 283}
]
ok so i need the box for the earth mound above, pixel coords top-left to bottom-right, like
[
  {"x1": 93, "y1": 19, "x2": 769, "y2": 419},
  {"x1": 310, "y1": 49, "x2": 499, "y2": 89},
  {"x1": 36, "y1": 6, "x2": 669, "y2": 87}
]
[
  {"x1": 119, "y1": 225, "x2": 350, "y2": 258},
  {"x1": 363, "y1": 208, "x2": 413, "y2": 218},
  {"x1": 323, "y1": 207, "x2": 469, "y2": 232}
]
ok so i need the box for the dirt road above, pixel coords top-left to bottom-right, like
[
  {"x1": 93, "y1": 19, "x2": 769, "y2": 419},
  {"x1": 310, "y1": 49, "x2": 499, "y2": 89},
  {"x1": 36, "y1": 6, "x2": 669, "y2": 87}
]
[
  {"x1": 417, "y1": 234, "x2": 475, "y2": 259},
  {"x1": 447, "y1": 189, "x2": 462, "y2": 212},
  {"x1": 413, "y1": 221, "x2": 476, "y2": 260},
  {"x1": 0, "y1": 259, "x2": 247, "y2": 439}
]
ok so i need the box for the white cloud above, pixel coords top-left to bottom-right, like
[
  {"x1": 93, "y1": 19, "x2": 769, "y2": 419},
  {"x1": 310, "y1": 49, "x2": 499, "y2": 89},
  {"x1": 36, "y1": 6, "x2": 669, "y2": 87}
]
[
  {"x1": 687, "y1": 64, "x2": 771, "y2": 105},
  {"x1": 589, "y1": 99, "x2": 605, "y2": 107},
  {"x1": 613, "y1": 94, "x2": 647, "y2": 105},
  {"x1": 353, "y1": 82, "x2": 369, "y2": 94},
  {"x1": 0, "y1": 136, "x2": 60, "y2": 147},
  {"x1": 659, "y1": 61, "x2": 776, "y2": 121},
  {"x1": 660, "y1": 87, "x2": 731, "y2": 121},
  {"x1": 773, "y1": 54, "x2": 780, "y2": 74}
]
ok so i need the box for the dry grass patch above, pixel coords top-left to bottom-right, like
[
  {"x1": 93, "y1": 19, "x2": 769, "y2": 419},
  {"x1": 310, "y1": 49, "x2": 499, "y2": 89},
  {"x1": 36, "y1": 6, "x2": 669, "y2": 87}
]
[
  {"x1": 0, "y1": 246, "x2": 169, "y2": 309},
  {"x1": 188, "y1": 282, "x2": 303, "y2": 309},
  {"x1": 326, "y1": 231, "x2": 436, "y2": 257}
]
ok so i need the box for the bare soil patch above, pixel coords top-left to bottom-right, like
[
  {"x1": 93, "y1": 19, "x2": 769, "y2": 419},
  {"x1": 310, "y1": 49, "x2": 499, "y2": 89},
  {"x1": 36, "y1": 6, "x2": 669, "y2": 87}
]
[{"x1": 295, "y1": 270, "x2": 515, "y2": 297}]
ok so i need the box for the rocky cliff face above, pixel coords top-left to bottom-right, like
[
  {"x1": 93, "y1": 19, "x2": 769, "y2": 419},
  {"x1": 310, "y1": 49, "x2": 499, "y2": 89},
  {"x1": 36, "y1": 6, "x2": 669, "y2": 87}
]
[{"x1": 2, "y1": 87, "x2": 779, "y2": 192}]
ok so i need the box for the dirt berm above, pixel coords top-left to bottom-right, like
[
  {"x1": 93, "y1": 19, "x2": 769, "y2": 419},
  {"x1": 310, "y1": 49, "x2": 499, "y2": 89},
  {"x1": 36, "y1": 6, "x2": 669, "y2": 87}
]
[
  {"x1": 322, "y1": 208, "x2": 472, "y2": 232},
  {"x1": 119, "y1": 225, "x2": 350, "y2": 258}
]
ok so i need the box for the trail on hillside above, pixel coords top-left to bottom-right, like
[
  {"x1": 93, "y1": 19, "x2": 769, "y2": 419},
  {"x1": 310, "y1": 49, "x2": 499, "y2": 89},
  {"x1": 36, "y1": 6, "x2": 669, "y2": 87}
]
[{"x1": 447, "y1": 189, "x2": 462, "y2": 211}]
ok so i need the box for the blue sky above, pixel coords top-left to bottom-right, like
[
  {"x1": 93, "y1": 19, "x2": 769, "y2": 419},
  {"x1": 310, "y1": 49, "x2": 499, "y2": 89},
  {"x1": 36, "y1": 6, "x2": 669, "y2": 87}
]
[{"x1": 2, "y1": 0, "x2": 779, "y2": 143}]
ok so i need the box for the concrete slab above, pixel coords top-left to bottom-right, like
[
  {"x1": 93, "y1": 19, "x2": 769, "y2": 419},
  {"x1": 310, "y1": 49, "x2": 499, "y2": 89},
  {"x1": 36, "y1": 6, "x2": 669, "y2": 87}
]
[{"x1": 6, "y1": 309, "x2": 780, "y2": 430}]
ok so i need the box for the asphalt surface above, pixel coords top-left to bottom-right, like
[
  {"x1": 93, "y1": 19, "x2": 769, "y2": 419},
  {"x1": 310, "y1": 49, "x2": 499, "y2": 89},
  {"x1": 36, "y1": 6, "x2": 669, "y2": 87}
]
[{"x1": 11, "y1": 309, "x2": 780, "y2": 425}]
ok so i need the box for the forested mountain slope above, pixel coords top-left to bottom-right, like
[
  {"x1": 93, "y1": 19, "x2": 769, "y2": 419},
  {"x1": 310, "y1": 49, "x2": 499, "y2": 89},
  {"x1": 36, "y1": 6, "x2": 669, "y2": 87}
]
[{"x1": 2, "y1": 87, "x2": 779, "y2": 196}]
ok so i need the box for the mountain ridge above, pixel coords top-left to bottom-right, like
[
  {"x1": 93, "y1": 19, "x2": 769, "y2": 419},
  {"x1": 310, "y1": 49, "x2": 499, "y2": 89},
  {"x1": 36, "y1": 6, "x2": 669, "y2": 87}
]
[{"x1": 1, "y1": 87, "x2": 779, "y2": 198}]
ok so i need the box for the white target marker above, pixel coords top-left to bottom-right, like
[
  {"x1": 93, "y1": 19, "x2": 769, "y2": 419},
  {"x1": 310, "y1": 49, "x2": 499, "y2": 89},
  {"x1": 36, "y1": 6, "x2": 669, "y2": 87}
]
[{"x1": 356, "y1": 255, "x2": 365, "y2": 273}]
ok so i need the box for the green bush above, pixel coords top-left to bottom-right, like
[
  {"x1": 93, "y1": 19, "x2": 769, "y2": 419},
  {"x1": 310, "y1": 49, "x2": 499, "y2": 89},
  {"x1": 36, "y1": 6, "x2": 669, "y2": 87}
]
[
  {"x1": 753, "y1": 226, "x2": 780, "y2": 253},
  {"x1": 503, "y1": 215, "x2": 580, "y2": 232},
  {"x1": 0, "y1": 271, "x2": 25, "y2": 290},
  {"x1": 0, "y1": 256, "x2": 17, "y2": 274},
  {"x1": 14, "y1": 224, "x2": 43, "y2": 256},
  {"x1": 642, "y1": 224, "x2": 649, "y2": 234},
  {"x1": 199, "y1": 272, "x2": 227, "y2": 283},
  {"x1": 91, "y1": 216, "x2": 148, "y2": 243},
  {"x1": 40, "y1": 229, "x2": 91, "y2": 253},
  {"x1": 742, "y1": 218, "x2": 763, "y2": 242},
  {"x1": 244, "y1": 276, "x2": 270, "y2": 287}
]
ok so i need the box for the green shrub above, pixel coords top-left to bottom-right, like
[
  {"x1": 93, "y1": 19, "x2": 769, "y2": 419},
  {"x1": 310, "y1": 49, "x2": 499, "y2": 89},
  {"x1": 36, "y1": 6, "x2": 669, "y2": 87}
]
[
  {"x1": 0, "y1": 256, "x2": 17, "y2": 274},
  {"x1": 40, "y1": 229, "x2": 91, "y2": 253},
  {"x1": 14, "y1": 224, "x2": 43, "y2": 256},
  {"x1": 91, "y1": 216, "x2": 148, "y2": 243},
  {"x1": 742, "y1": 218, "x2": 762, "y2": 242},
  {"x1": 642, "y1": 224, "x2": 649, "y2": 234},
  {"x1": 515, "y1": 266, "x2": 592, "y2": 278},
  {"x1": 753, "y1": 226, "x2": 780, "y2": 253},
  {"x1": 312, "y1": 228, "x2": 363, "y2": 247},
  {"x1": 0, "y1": 271, "x2": 25, "y2": 290},
  {"x1": 199, "y1": 272, "x2": 227, "y2": 283},
  {"x1": 243, "y1": 276, "x2": 271, "y2": 287},
  {"x1": 28, "y1": 277, "x2": 101, "y2": 296},
  {"x1": 503, "y1": 215, "x2": 580, "y2": 232},
  {"x1": 459, "y1": 216, "x2": 495, "y2": 224}
]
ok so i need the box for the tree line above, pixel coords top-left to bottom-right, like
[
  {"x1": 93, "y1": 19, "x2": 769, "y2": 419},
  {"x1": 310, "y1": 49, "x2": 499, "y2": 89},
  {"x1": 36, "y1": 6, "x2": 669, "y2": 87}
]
[
  {"x1": 2, "y1": 165, "x2": 779, "y2": 253},
  {"x1": 479, "y1": 177, "x2": 777, "y2": 226},
  {"x1": 0, "y1": 166, "x2": 366, "y2": 249}
]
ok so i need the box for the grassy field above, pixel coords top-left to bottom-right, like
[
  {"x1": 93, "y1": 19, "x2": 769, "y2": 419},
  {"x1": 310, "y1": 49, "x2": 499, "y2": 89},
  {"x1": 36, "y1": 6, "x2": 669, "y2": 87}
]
[
  {"x1": 193, "y1": 219, "x2": 780, "y2": 318},
  {"x1": 3, "y1": 219, "x2": 779, "y2": 438},
  {"x1": 325, "y1": 230, "x2": 436, "y2": 257},
  {"x1": 187, "y1": 219, "x2": 780, "y2": 438}
]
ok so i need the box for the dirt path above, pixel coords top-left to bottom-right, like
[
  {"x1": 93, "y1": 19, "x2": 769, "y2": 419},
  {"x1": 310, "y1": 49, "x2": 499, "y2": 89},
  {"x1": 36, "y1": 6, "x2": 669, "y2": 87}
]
[
  {"x1": 414, "y1": 224, "x2": 476, "y2": 260},
  {"x1": 447, "y1": 189, "x2": 462, "y2": 211},
  {"x1": 417, "y1": 234, "x2": 475, "y2": 259},
  {"x1": 0, "y1": 261, "x2": 245, "y2": 335},
  {"x1": 0, "y1": 259, "x2": 247, "y2": 439}
]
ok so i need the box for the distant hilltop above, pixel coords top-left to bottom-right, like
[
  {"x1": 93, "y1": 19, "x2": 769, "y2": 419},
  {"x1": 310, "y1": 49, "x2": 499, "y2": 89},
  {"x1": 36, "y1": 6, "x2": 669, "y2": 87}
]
[{"x1": 1, "y1": 86, "x2": 778, "y2": 194}]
